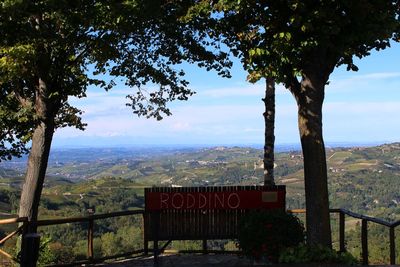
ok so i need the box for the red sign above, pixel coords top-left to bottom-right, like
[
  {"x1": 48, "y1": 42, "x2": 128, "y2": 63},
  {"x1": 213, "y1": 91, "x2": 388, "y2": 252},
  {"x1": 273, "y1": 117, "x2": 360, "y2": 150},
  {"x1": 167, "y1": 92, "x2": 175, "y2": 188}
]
[{"x1": 145, "y1": 187, "x2": 285, "y2": 211}]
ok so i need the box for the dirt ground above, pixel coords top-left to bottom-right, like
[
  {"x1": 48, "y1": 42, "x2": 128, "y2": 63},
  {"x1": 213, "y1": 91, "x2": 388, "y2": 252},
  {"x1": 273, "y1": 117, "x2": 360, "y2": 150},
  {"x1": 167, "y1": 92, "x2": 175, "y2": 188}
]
[{"x1": 90, "y1": 254, "x2": 395, "y2": 267}]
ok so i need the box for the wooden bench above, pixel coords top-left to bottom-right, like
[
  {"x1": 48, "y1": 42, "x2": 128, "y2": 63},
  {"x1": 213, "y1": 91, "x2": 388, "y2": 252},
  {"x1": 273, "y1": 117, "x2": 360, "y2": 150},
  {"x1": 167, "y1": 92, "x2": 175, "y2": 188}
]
[{"x1": 144, "y1": 185, "x2": 286, "y2": 265}]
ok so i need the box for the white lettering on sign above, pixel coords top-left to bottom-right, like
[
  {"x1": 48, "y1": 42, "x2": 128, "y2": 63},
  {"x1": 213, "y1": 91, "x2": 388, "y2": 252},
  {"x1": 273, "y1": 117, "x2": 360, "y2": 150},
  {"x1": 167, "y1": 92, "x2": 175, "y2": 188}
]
[
  {"x1": 160, "y1": 193, "x2": 169, "y2": 209},
  {"x1": 172, "y1": 193, "x2": 184, "y2": 209},
  {"x1": 214, "y1": 194, "x2": 224, "y2": 208},
  {"x1": 187, "y1": 194, "x2": 195, "y2": 209},
  {"x1": 158, "y1": 192, "x2": 243, "y2": 209},
  {"x1": 227, "y1": 193, "x2": 240, "y2": 209},
  {"x1": 199, "y1": 194, "x2": 207, "y2": 209}
]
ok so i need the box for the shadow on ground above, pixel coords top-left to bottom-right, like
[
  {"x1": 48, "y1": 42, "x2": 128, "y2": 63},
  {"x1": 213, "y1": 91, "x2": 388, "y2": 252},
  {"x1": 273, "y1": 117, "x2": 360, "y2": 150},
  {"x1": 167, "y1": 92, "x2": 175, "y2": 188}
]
[{"x1": 90, "y1": 254, "x2": 389, "y2": 267}]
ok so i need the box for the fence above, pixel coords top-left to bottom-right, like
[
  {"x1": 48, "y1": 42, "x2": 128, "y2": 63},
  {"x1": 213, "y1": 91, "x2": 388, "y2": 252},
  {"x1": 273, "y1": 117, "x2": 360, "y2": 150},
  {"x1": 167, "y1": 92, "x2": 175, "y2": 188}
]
[
  {"x1": 289, "y1": 208, "x2": 399, "y2": 265},
  {"x1": 0, "y1": 208, "x2": 399, "y2": 266},
  {"x1": 0, "y1": 210, "x2": 145, "y2": 266}
]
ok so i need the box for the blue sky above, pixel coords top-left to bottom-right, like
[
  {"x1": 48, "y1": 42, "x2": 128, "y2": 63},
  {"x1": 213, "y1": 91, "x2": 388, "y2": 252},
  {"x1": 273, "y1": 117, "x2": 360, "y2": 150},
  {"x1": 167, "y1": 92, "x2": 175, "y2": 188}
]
[{"x1": 53, "y1": 42, "x2": 400, "y2": 147}]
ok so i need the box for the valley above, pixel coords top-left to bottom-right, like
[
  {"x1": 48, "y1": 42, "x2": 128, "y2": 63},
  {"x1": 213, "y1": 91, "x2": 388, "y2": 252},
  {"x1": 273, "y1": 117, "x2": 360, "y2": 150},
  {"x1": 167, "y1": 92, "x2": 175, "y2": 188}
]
[{"x1": 0, "y1": 142, "x2": 400, "y2": 264}]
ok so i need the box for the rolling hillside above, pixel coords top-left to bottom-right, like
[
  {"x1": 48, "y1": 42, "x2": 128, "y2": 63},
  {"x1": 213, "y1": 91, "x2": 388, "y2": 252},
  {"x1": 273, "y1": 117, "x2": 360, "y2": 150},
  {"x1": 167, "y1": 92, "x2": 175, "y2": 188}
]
[
  {"x1": 1, "y1": 143, "x2": 400, "y2": 264},
  {"x1": 0, "y1": 143, "x2": 399, "y2": 220}
]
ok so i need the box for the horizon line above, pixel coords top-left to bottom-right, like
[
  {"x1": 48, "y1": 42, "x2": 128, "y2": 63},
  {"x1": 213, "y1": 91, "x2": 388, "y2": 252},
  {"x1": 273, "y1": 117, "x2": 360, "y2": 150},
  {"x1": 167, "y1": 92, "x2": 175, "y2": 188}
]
[{"x1": 49, "y1": 140, "x2": 392, "y2": 149}]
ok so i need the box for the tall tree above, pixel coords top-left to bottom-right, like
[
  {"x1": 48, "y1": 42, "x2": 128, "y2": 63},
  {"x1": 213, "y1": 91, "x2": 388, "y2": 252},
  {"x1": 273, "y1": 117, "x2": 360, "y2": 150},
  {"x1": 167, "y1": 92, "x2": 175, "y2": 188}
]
[
  {"x1": 0, "y1": 0, "x2": 230, "y2": 231},
  {"x1": 248, "y1": 72, "x2": 276, "y2": 187},
  {"x1": 263, "y1": 77, "x2": 275, "y2": 186},
  {"x1": 191, "y1": 0, "x2": 399, "y2": 246}
]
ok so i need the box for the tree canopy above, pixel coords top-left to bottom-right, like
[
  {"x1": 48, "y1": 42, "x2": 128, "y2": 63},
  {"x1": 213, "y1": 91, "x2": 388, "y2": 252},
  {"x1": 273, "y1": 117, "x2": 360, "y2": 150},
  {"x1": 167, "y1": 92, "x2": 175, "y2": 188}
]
[
  {"x1": 187, "y1": 0, "x2": 399, "y2": 246},
  {"x1": 0, "y1": 5, "x2": 234, "y2": 258},
  {"x1": 1, "y1": 0, "x2": 399, "y2": 255},
  {"x1": 201, "y1": 0, "x2": 399, "y2": 84},
  {"x1": 0, "y1": 0, "x2": 231, "y2": 161}
]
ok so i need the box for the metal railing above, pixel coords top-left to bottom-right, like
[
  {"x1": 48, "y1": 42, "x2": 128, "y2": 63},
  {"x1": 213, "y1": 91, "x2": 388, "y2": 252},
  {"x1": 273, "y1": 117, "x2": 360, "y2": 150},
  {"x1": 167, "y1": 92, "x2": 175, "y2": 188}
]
[
  {"x1": 289, "y1": 208, "x2": 399, "y2": 265},
  {"x1": 0, "y1": 210, "x2": 145, "y2": 266},
  {"x1": 0, "y1": 216, "x2": 28, "y2": 264},
  {"x1": 1, "y1": 208, "x2": 399, "y2": 266}
]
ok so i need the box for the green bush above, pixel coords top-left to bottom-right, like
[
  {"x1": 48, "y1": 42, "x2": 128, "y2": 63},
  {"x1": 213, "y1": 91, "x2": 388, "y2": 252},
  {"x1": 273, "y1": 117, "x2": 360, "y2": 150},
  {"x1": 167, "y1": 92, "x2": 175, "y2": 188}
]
[
  {"x1": 279, "y1": 244, "x2": 359, "y2": 265},
  {"x1": 38, "y1": 236, "x2": 56, "y2": 266},
  {"x1": 16, "y1": 236, "x2": 57, "y2": 266},
  {"x1": 237, "y1": 210, "x2": 305, "y2": 262}
]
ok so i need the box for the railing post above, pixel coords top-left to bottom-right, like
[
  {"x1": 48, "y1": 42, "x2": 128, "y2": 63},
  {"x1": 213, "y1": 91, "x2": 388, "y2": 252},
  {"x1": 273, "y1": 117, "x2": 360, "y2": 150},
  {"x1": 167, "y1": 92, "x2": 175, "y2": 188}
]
[
  {"x1": 390, "y1": 226, "x2": 396, "y2": 265},
  {"x1": 87, "y1": 217, "x2": 94, "y2": 262},
  {"x1": 361, "y1": 219, "x2": 368, "y2": 265},
  {"x1": 21, "y1": 233, "x2": 41, "y2": 267},
  {"x1": 20, "y1": 220, "x2": 41, "y2": 267},
  {"x1": 339, "y1": 211, "x2": 346, "y2": 253},
  {"x1": 152, "y1": 211, "x2": 160, "y2": 267},
  {"x1": 143, "y1": 212, "x2": 149, "y2": 255}
]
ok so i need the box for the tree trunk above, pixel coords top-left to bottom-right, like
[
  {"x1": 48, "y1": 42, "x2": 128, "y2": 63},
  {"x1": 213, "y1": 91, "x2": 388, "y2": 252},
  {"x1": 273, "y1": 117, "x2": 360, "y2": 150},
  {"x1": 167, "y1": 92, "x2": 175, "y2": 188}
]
[
  {"x1": 263, "y1": 77, "x2": 275, "y2": 186},
  {"x1": 295, "y1": 73, "x2": 332, "y2": 247},
  {"x1": 18, "y1": 76, "x2": 56, "y2": 233},
  {"x1": 19, "y1": 120, "x2": 55, "y2": 229}
]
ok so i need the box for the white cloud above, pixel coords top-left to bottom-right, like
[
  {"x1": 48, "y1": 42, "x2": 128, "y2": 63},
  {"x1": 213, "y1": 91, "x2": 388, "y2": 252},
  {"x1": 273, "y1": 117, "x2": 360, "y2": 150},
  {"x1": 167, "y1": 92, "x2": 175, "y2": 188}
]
[
  {"x1": 244, "y1": 128, "x2": 264, "y2": 133},
  {"x1": 327, "y1": 72, "x2": 400, "y2": 91},
  {"x1": 55, "y1": 98, "x2": 400, "y2": 145},
  {"x1": 350, "y1": 72, "x2": 400, "y2": 80},
  {"x1": 322, "y1": 101, "x2": 400, "y2": 142},
  {"x1": 55, "y1": 69, "x2": 400, "y2": 145},
  {"x1": 324, "y1": 101, "x2": 400, "y2": 114},
  {"x1": 199, "y1": 83, "x2": 288, "y2": 98},
  {"x1": 170, "y1": 122, "x2": 191, "y2": 131},
  {"x1": 197, "y1": 72, "x2": 400, "y2": 98}
]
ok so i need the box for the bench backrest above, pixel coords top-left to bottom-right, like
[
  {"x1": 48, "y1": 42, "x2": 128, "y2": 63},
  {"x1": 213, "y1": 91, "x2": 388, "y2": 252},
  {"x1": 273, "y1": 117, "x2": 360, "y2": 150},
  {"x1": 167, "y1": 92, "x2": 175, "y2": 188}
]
[{"x1": 144, "y1": 186, "x2": 286, "y2": 241}]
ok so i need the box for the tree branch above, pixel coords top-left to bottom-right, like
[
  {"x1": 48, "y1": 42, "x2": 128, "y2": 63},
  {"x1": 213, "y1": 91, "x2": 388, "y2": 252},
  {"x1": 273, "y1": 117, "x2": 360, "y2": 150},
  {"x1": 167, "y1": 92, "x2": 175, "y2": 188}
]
[
  {"x1": 285, "y1": 74, "x2": 301, "y2": 98},
  {"x1": 13, "y1": 83, "x2": 32, "y2": 108},
  {"x1": 68, "y1": 30, "x2": 108, "y2": 67}
]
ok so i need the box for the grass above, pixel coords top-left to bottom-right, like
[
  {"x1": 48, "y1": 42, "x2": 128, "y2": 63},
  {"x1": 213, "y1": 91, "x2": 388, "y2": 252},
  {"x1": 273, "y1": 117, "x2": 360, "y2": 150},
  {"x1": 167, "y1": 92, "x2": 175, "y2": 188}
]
[{"x1": 328, "y1": 151, "x2": 353, "y2": 163}]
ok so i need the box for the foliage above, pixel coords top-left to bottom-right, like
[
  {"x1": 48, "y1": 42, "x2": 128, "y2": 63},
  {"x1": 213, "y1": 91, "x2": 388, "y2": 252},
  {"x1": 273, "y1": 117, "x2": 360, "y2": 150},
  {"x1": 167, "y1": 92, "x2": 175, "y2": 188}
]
[
  {"x1": 0, "y1": 3, "x2": 234, "y2": 255},
  {"x1": 237, "y1": 210, "x2": 305, "y2": 262},
  {"x1": 2, "y1": 145, "x2": 400, "y2": 263},
  {"x1": 14, "y1": 235, "x2": 57, "y2": 266},
  {"x1": 172, "y1": 240, "x2": 203, "y2": 251},
  {"x1": 72, "y1": 240, "x2": 91, "y2": 261},
  {"x1": 189, "y1": 0, "x2": 399, "y2": 246},
  {"x1": 205, "y1": 0, "x2": 399, "y2": 85},
  {"x1": 100, "y1": 232, "x2": 120, "y2": 257},
  {"x1": 279, "y1": 244, "x2": 358, "y2": 265},
  {"x1": 46, "y1": 242, "x2": 75, "y2": 265},
  {"x1": 37, "y1": 236, "x2": 56, "y2": 266},
  {"x1": 0, "y1": 0, "x2": 231, "y2": 160}
]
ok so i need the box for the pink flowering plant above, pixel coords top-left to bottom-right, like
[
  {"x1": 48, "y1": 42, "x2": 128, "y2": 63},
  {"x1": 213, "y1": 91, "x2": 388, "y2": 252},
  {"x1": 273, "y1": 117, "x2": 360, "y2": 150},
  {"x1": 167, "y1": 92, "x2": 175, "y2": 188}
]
[{"x1": 237, "y1": 210, "x2": 305, "y2": 263}]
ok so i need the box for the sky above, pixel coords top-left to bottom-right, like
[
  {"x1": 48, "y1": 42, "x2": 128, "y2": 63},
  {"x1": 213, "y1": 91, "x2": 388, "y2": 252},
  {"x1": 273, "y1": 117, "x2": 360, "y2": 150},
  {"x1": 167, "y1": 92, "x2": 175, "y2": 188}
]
[{"x1": 53, "y1": 42, "x2": 400, "y2": 148}]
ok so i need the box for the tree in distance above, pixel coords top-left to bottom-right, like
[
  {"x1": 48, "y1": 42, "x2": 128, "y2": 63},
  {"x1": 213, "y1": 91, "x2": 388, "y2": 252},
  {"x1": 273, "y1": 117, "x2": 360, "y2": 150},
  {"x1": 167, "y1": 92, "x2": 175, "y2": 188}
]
[{"x1": 187, "y1": 0, "x2": 399, "y2": 246}]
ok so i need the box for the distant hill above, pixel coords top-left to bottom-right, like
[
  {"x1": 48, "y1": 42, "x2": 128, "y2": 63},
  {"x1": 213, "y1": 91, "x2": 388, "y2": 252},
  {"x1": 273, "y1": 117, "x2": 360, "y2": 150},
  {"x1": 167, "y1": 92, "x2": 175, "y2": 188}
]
[
  {"x1": 1, "y1": 143, "x2": 400, "y2": 264},
  {"x1": 0, "y1": 142, "x2": 399, "y2": 220}
]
